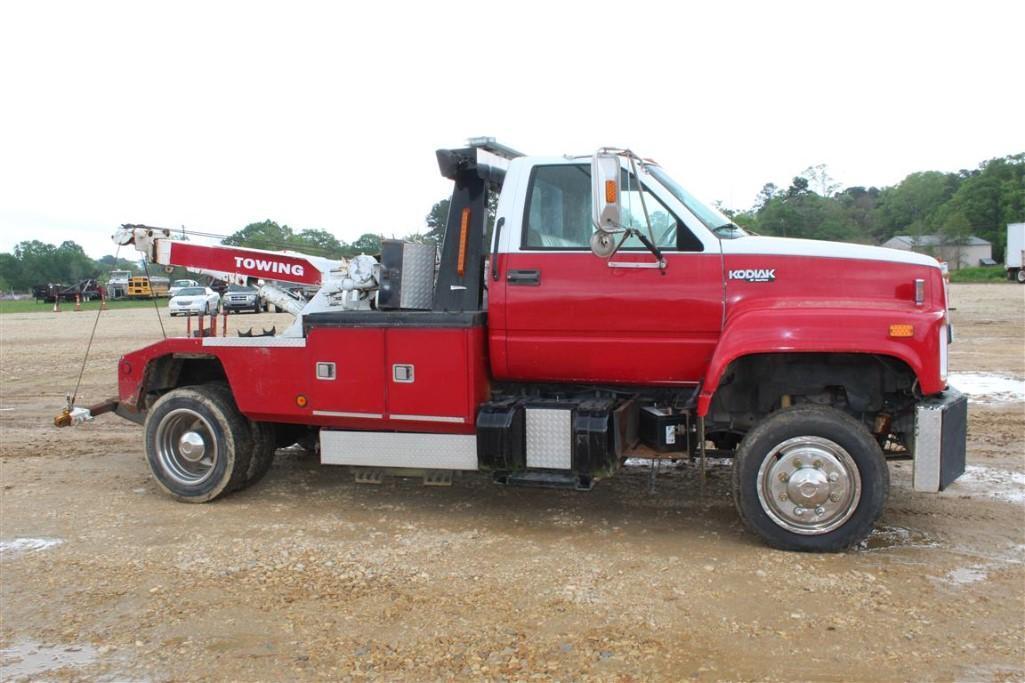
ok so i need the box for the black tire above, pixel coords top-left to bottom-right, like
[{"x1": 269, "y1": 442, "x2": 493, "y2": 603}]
[
  {"x1": 201, "y1": 384, "x2": 276, "y2": 491},
  {"x1": 731, "y1": 405, "x2": 889, "y2": 552},
  {"x1": 1017, "y1": 269, "x2": 1025, "y2": 284},
  {"x1": 240, "y1": 421, "x2": 276, "y2": 489},
  {"x1": 144, "y1": 385, "x2": 253, "y2": 502}
]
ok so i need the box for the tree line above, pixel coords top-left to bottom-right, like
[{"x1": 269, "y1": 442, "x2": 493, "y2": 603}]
[
  {"x1": 2, "y1": 153, "x2": 1021, "y2": 291},
  {"x1": 726, "y1": 154, "x2": 1023, "y2": 261}
]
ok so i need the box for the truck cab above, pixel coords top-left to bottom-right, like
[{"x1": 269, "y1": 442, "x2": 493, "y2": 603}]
[{"x1": 100, "y1": 140, "x2": 967, "y2": 552}]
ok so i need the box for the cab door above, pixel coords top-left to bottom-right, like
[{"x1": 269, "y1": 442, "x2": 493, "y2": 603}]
[{"x1": 489, "y1": 161, "x2": 723, "y2": 386}]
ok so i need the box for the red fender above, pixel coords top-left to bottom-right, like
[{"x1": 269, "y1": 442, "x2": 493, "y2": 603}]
[{"x1": 695, "y1": 304, "x2": 947, "y2": 416}]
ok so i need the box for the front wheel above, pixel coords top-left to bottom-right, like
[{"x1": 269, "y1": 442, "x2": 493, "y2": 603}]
[
  {"x1": 1017, "y1": 269, "x2": 1025, "y2": 284},
  {"x1": 144, "y1": 385, "x2": 253, "y2": 502},
  {"x1": 731, "y1": 405, "x2": 889, "y2": 552}
]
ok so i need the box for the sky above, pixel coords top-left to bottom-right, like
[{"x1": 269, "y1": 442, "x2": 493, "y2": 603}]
[{"x1": 1, "y1": 0, "x2": 1022, "y2": 259}]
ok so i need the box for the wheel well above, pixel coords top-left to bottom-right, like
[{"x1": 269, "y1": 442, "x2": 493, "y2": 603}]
[
  {"x1": 141, "y1": 355, "x2": 228, "y2": 409},
  {"x1": 707, "y1": 352, "x2": 917, "y2": 435}
]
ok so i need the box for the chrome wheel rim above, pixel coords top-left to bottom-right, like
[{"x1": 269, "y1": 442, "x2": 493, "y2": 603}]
[
  {"x1": 756, "y1": 436, "x2": 861, "y2": 535},
  {"x1": 154, "y1": 408, "x2": 217, "y2": 486}
]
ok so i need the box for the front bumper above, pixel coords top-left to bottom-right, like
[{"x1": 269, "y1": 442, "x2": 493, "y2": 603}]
[
  {"x1": 223, "y1": 299, "x2": 257, "y2": 310},
  {"x1": 912, "y1": 388, "x2": 967, "y2": 492},
  {"x1": 170, "y1": 303, "x2": 208, "y2": 315}
]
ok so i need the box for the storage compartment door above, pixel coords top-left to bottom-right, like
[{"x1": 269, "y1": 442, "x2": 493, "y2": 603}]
[
  {"x1": 385, "y1": 328, "x2": 470, "y2": 425},
  {"x1": 307, "y1": 328, "x2": 386, "y2": 419}
]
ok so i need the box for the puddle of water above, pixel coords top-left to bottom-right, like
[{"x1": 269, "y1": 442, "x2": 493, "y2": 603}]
[
  {"x1": 948, "y1": 372, "x2": 1025, "y2": 404},
  {"x1": 857, "y1": 525, "x2": 939, "y2": 551},
  {"x1": 0, "y1": 537, "x2": 63, "y2": 556},
  {"x1": 0, "y1": 641, "x2": 98, "y2": 679},
  {"x1": 944, "y1": 565, "x2": 988, "y2": 585},
  {"x1": 949, "y1": 465, "x2": 1025, "y2": 505}
]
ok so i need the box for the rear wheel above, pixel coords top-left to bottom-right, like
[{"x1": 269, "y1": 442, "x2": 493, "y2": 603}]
[
  {"x1": 731, "y1": 405, "x2": 888, "y2": 552},
  {"x1": 240, "y1": 421, "x2": 276, "y2": 489},
  {"x1": 144, "y1": 385, "x2": 253, "y2": 502},
  {"x1": 201, "y1": 384, "x2": 276, "y2": 490},
  {"x1": 1017, "y1": 269, "x2": 1025, "y2": 284}
]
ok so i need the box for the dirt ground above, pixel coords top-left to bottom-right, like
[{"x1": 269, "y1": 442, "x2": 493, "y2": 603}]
[{"x1": 1, "y1": 284, "x2": 1023, "y2": 682}]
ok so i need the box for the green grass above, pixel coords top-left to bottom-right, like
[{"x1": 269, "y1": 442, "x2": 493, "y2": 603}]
[
  {"x1": 0, "y1": 298, "x2": 164, "y2": 314},
  {"x1": 948, "y1": 266, "x2": 1009, "y2": 283}
]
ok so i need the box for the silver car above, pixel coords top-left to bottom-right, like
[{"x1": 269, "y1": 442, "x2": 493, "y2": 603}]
[{"x1": 168, "y1": 286, "x2": 220, "y2": 316}]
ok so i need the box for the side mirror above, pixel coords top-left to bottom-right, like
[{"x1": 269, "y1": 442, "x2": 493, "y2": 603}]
[{"x1": 591, "y1": 152, "x2": 621, "y2": 236}]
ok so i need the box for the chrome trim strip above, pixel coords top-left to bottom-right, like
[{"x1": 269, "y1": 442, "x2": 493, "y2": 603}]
[
  {"x1": 389, "y1": 414, "x2": 466, "y2": 424},
  {"x1": 312, "y1": 410, "x2": 384, "y2": 419}
]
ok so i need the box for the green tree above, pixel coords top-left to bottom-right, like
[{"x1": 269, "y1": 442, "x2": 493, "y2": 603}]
[
  {"x1": 0, "y1": 253, "x2": 22, "y2": 290},
  {"x1": 424, "y1": 198, "x2": 450, "y2": 244},
  {"x1": 222, "y1": 220, "x2": 295, "y2": 251},
  {"x1": 349, "y1": 233, "x2": 382, "y2": 255},
  {"x1": 292, "y1": 228, "x2": 345, "y2": 257}
]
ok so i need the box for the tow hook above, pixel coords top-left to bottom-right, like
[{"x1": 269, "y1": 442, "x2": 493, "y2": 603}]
[{"x1": 54, "y1": 396, "x2": 119, "y2": 428}]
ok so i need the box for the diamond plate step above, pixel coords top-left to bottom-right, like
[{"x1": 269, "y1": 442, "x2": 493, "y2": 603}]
[{"x1": 353, "y1": 468, "x2": 385, "y2": 485}]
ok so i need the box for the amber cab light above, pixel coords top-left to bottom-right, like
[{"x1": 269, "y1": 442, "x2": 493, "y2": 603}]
[
  {"x1": 888, "y1": 324, "x2": 914, "y2": 338},
  {"x1": 605, "y1": 180, "x2": 617, "y2": 203}
]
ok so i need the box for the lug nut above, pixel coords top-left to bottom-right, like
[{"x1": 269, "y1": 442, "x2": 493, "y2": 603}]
[
  {"x1": 813, "y1": 459, "x2": 823, "y2": 469},
  {"x1": 779, "y1": 493, "x2": 788, "y2": 502},
  {"x1": 794, "y1": 507, "x2": 806, "y2": 516},
  {"x1": 778, "y1": 472, "x2": 789, "y2": 482},
  {"x1": 828, "y1": 472, "x2": 839, "y2": 482},
  {"x1": 829, "y1": 493, "x2": 840, "y2": 502},
  {"x1": 815, "y1": 506, "x2": 825, "y2": 515},
  {"x1": 793, "y1": 460, "x2": 803, "y2": 468}
]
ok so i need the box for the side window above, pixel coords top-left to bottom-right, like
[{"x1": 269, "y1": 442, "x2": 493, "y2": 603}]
[
  {"x1": 618, "y1": 179, "x2": 680, "y2": 250},
  {"x1": 524, "y1": 165, "x2": 592, "y2": 248},
  {"x1": 523, "y1": 164, "x2": 702, "y2": 251}
]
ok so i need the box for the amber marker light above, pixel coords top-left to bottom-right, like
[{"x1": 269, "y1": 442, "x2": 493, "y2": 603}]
[
  {"x1": 457, "y1": 207, "x2": 470, "y2": 277},
  {"x1": 605, "y1": 180, "x2": 617, "y2": 203},
  {"x1": 888, "y1": 324, "x2": 914, "y2": 338},
  {"x1": 296, "y1": 394, "x2": 308, "y2": 407}
]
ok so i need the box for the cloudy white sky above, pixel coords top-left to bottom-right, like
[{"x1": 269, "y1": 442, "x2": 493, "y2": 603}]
[{"x1": 1, "y1": 0, "x2": 1022, "y2": 258}]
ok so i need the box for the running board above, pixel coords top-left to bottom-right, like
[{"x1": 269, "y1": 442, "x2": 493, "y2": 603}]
[{"x1": 494, "y1": 471, "x2": 593, "y2": 491}]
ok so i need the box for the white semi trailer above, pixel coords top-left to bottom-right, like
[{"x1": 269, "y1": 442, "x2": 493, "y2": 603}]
[{"x1": 1007, "y1": 223, "x2": 1025, "y2": 283}]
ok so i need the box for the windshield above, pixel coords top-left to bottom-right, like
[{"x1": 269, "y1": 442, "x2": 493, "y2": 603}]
[
  {"x1": 177, "y1": 287, "x2": 205, "y2": 296},
  {"x1": 645, "y1": 165, "x2": 748, "y2": 239},
  {"x1": 227, "y1": 285, "x2": 256, "y2": 292}
]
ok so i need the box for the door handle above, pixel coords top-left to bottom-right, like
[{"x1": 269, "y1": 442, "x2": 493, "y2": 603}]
[{"x1": 506, "y1": 269, "x2": 541, "y2": 286}]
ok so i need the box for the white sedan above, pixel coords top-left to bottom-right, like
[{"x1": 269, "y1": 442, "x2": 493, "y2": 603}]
[
  {"x1": 168, "y1": 279, "x2": 201, "y2": 297},
  {"x1": 168, "y1": 286, "x2": 220, "y2": 316}
]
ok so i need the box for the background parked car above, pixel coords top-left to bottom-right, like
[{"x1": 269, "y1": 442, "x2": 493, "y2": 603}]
[
  {"x1": 168, "y1": 286, "x2": 220, "y2": 316},
  {"x1": 221, "y1": 285, "x2": 264, "y2": 313},
  {"x1": 167, "y1": 279, "x2": 200, "y2": 297}
]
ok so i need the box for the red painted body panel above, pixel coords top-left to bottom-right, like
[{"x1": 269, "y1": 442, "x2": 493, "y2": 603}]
[
  {"x1": 689, "y1": 253, "x2": 948, "y2": 414},
  {"x1": 119, "y1": 325, "x2": 490, "y2": 435},
  {"x1": 120, "y1": 246, "x2": 947, "y2": 429},
  {"x1": 307, "y1": 328, "x2": 386, "y2": 416},
  {"x1": 119, "y1": 338, "x2": 311, "y2": 423},
  {"x1": 490, "y1": 251, "x2": 724, "y2": 384}
]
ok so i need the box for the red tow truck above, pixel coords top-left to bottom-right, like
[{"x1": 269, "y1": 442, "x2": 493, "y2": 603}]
[{"x1": 61, "y1": 139, "x2": 967, "y2": 551}]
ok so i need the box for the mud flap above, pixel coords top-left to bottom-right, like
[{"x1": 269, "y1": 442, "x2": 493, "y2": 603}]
[{"x1": 912, "y1": 388, "x2": 967, "y2": 492}]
